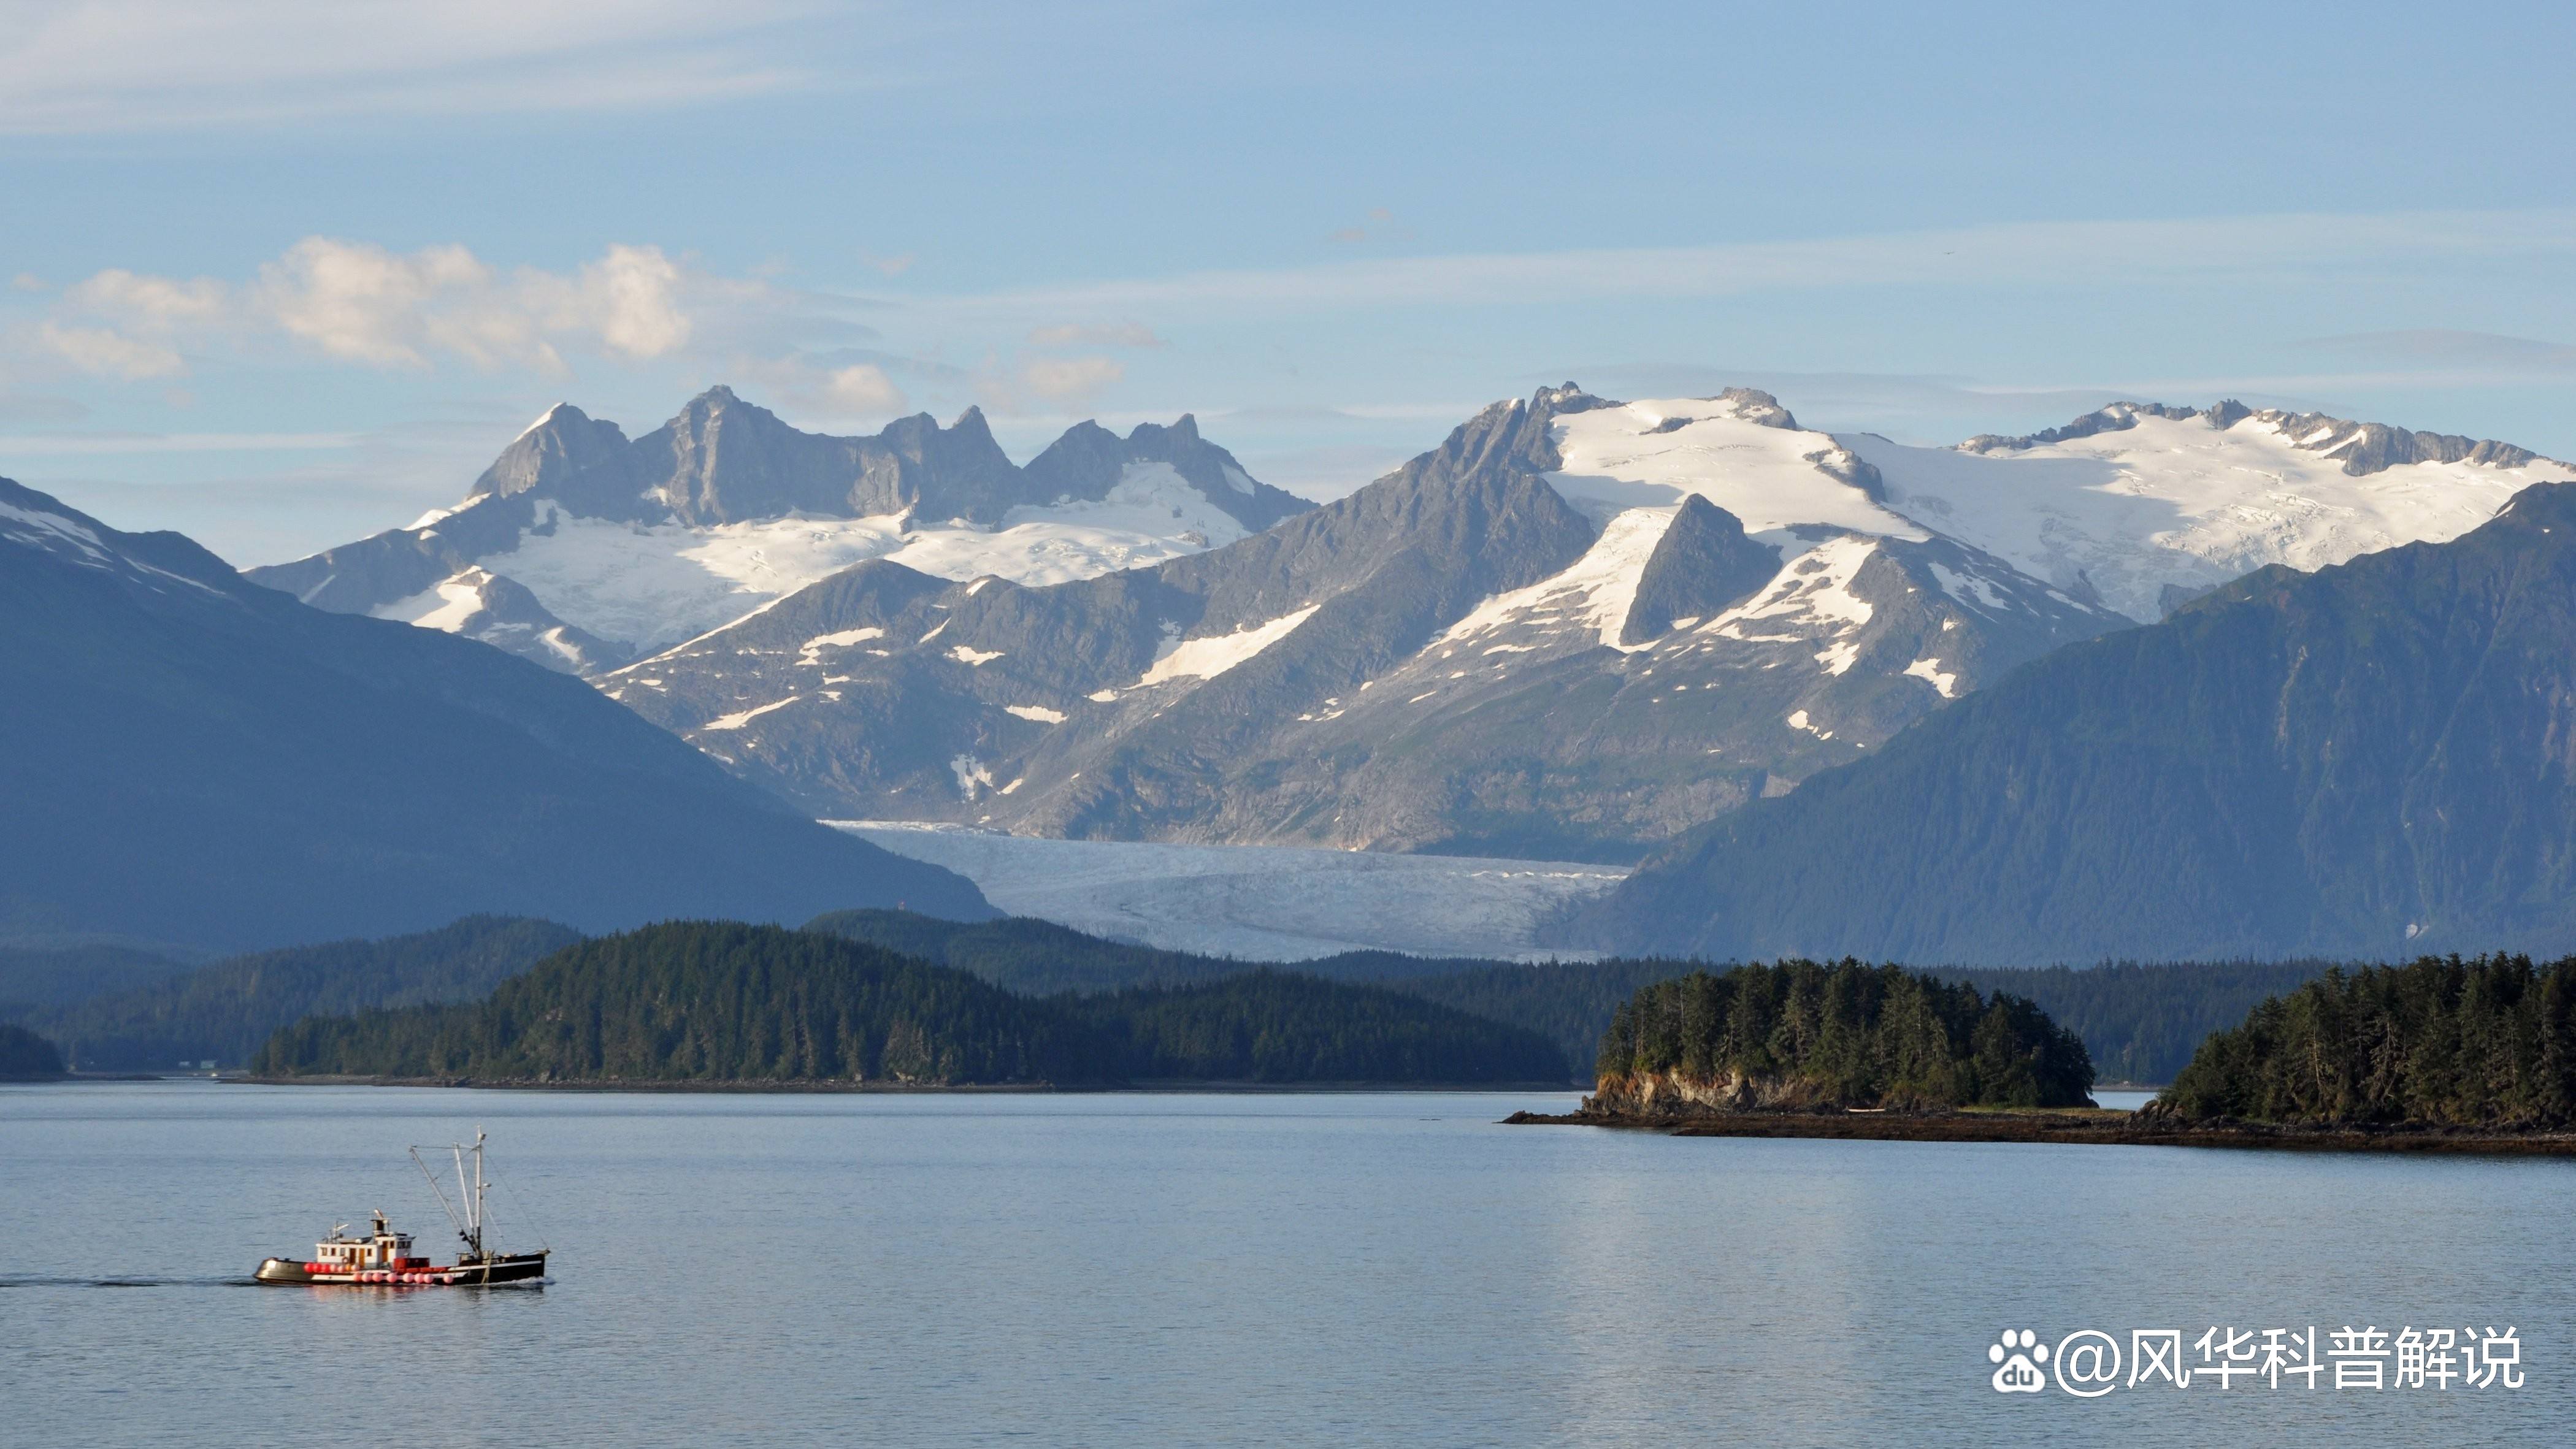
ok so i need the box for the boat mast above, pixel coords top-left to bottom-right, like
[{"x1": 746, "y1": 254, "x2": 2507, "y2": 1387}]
[{"x1": 471, "y1": 1128, "x2": 486, "y2": 1258}]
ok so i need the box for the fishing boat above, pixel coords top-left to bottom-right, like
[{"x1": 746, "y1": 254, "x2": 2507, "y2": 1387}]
[{"x1": 254, "y1": 1131, "x2": 548, "y2": 1287}]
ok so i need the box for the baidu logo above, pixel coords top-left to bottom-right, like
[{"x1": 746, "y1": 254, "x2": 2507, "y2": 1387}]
[
  {"x1": 1985, "y1": 1322, "x2": 2524, "y2": 1398},
  {"x1": 1988, "y1": 1329, "x2": 2048, "y2": 1393}
]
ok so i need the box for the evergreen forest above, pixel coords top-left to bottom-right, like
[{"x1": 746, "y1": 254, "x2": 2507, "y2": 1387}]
[
  {"x1": 1596, "y1": 959, "x2": 2096, "y2": 1109},
  {"x1": 2161, "y1": 954, "x2": 2576, "y2": 1125},
  {"x1": 251, "y1": 922, "x2": 1568, "y2": 1087},
  {"x1": 0, "y1": 1022, "x2": 66, "y2": 1077},
  {"x1": 31, "y1": 916, "x2": 580, "y2": 1070}
]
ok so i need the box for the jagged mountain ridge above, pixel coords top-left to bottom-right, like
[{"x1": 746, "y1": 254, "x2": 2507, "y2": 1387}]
[
  {"x1": 605, "y1": 386, "x2": 2126, "y2": 857},
  {"x1": 245, "y1": 387, "x2": 1311, "y2": 674},
  {"x1": 1570, "y1": 481, "x2": 2576, "y2": 963},
  {"x1": 0, "y1": 477, "x2": 993, "y2": 955}
]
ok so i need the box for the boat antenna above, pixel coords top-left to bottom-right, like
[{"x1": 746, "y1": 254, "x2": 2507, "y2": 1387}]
[{"x1": 408, "y1": 1140, "x2": 475, "y2": 1252}]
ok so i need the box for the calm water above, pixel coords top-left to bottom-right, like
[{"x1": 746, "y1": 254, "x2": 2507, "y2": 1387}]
[{"x1": 2, "y1": 1081, "x2": 2566, "y2": 1447}]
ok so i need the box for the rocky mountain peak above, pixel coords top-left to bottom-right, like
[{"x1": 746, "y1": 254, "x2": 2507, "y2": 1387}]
[{"x1": 467, "y1": 401, "x2": 631, "y2": 503}]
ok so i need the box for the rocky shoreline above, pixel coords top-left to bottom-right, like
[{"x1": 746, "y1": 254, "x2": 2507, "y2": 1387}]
[{"x1": 1503, "y1": 1106, "x2": 2576, "y2": 1156}]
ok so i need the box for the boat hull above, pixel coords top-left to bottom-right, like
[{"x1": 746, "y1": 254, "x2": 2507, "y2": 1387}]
[{"x1": 254, "y1": 1251, "x2": 548, "y2": 1287}]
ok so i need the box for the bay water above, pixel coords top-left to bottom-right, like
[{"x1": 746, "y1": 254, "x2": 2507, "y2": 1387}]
[{"x1": 2, "y1": 1080, "x2": 2565, "y2": 1446}]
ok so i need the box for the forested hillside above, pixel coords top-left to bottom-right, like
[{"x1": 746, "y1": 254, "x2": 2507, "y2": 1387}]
[
  {"x1": 256, "y1": 923, "x2": 1095, "y2": 1085},
  {"x1": 2161, "y1": 954, "x2": 2576, "y2": 1125},
  {"x1": 0, "y1": 1023, "x2": 65, "y2": 1078},
  {"x1": 1592, "y1": 960, "x2": 2095, "y2": 1112},
  {"x1": 0, "y1": 942, "x2": 191, "y2": 1020},
  {"x1": 1939, "y1": 960, "x2": 2338, "y2": 1085},
  {"x1": 251, "y1": 922, "x2": 1570, "y2": 1087},
  {"x1": 805, "y1": 909, "x2": 1492, "y2": 995},
  {"x1": 35, "y1": 917, "x2": 580, "y2": 1071},
  {"x1": 1062, "y1": 971, "x2": 1566, "y2": 1083},
  {"x1": 1393, "y1": 958, "x2": 1696, "y2": 1077}
]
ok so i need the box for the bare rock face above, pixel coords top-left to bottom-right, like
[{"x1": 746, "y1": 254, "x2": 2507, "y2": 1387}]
[{"x1": 1583, "y1": 1069, "x2": 1842, "y2": 1116}]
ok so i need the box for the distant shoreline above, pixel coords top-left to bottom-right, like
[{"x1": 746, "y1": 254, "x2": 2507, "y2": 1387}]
[
  {"x1": 1506, "y1": 1107, "x2": 2576, "y2": 1156},
  {"x1": 233, "y1": 1075, "x2": 1581, "y2": 1095}
]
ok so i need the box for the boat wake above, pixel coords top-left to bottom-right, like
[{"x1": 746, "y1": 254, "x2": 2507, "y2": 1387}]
[{"x1": 0, "y1": 1274, "x2": 258, "y2": 1288}]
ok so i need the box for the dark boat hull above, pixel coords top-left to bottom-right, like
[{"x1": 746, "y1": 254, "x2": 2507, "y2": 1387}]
[{"x1": 254, "y1": 1251, "x2": 548, "y2": 1287}]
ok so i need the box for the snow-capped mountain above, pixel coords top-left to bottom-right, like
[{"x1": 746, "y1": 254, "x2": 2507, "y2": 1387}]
[
  {"x1": 1847, "y1": 399, "x2": 2563, "y2": 621},
  {"x1": 245, "y1": 386, "x2": 1311, "y2": 674},
  {"x1": 599, "y1": 386, "x2": 2126, "y2": 857},
  {"x1": 242, "y1": 377, "x2": 2562, "y2": 863}
]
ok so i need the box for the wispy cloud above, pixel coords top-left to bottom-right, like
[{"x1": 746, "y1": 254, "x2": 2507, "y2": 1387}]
[
  {"x1": 918, "y1": 208, "x2": 2576, "y2": 320},
  {"x1": 1019, "y1": 355, "x2": 1124, "y2": 405},
  {"x1": 2299, "y1": 328, "x2": 2576, "y2": 370},
  {"x1": 0, "y1": 430, "x2": 359, "y2": 454},
  {"x1": 0, "y1": 0, "x2": 822, "y2": 133},
  {"x1": 1025, "y1": 321, "x2": 1164, "y2": 348}
]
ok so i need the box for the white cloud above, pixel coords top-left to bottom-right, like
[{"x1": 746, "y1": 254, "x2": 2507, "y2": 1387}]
[
  {"x1": 36, "y1": 237, "x2": 707, "y2": 379},
  {"x1": 37, "y1": 321, "x2": 184, "y2": 380},
  {"x1": 66, "y1": 268, "x2": 227, "y2": 325},
  {"x1": 820, "y1": 363, "x2": 907, "y2": 415},
  {"x1": 0, "y1": 0, "x2": 819, "y2": 133},
  {"x1": 1026, "y1": 321, "x2": 1165, "y2": 348},
  {"x1": 1021, "y1": 355, "x2": 1123, "y2": 405}
]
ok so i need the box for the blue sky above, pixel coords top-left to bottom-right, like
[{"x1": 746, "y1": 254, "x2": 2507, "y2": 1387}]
[{"x1": 7, "y1": 0, "x2": 2576, "y2": 563}]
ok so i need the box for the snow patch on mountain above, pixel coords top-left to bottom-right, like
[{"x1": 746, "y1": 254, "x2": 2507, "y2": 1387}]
[
  {"x1": 384, "y1": 570, "x2": 501, "y2": 632},
  {"x1": 1443, "y1": 505, "x2": 1676, "y2": 652},
  {"x1": 797, "y1": 626, "x2": 883, "y2": 666},
  {"x1": 1134, "y1": 605, "x2": 1319, "y2": 687},
  {"x1": 700, "y1": 696, "x2": 798, "y2": 732},
  {"x1": 1, "y1": 496, "x2": 113, "y2": 563},
  {"x1": 1697, "y1": 534, "x2": 1877, "y2": 643},
  {"x1": 884, "y1": 461, "x2": 1249, "y2": 586},
  {"x1": 1904, "y1": 657, "x2": 1960, "y2": 697}
]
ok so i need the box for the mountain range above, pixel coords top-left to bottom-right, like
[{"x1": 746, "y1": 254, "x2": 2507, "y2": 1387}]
[
  {"x1": 0, "y1": 477, "x2": 991, "y2": 955},
  {"x1": 570, "y1": 384, "x2": 2559, "y2": 860},
  {"x1": 16, "y1": 374, "x2": 2569, "y2": 965},
  {"x1": 246, "y1": 387, "x2": 1309, "y2": 674},
  {"x1": 1573, "y1": 482, "x2": 2576, "y2": 962}
]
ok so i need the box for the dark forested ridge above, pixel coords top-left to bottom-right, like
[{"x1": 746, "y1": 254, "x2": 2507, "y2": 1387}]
[
  {"x1": 1062, "y1": 971, "x2": 1567, "y2": 1084},
  {"x1": 807, "y1": 910, "x2": 2340, "y2": 1086},
  {"x1": 810, "y1": 909, "x2": 1675, "y2": 1080},
  {"x1": 1393, "y1": 958, "x2": 1698, "y2": 1079},
  {"x1": 34, "y1": 916, "x2": 581, "y2": 1071},
  {"x1": 1592, "y1": 960, "x2": 2095, "y2": 1112},
  {"x1": 255, "y1": 922, "x2": 1096, "y2": 1085},
  {"x1": 2161, "y1": 954, "x2": 2576, "y2": 1126},
  {"x1": 804, "y1": 909, "x2": 1495, "y2": 995},
  {"x1": 0, "y1": 1022, "x2": 66, "y2": 1078},
  {"x1": 251, "y1": 922, "x2": 1571, "y2": 1087},
  {"x1": 0, "y1": 942, "x2": 193, "y2": 1020},
  {"x1": 1938, "y1": 960, "x2": 2339, "y2": 1085}
]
